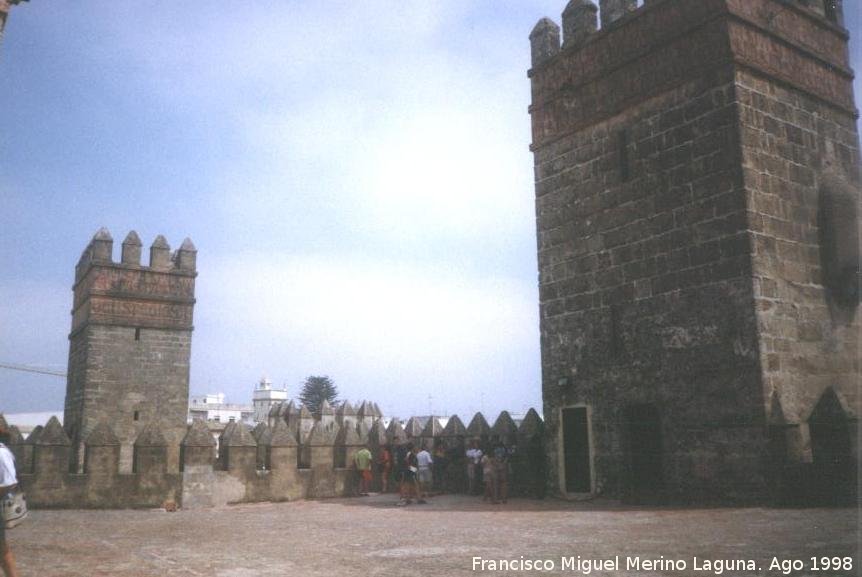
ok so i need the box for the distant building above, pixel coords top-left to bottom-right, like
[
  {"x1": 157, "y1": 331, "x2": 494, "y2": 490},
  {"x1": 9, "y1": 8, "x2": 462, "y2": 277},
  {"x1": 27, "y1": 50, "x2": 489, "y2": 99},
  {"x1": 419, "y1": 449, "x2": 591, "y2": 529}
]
[
  {"x1": 252, "y1": 376, "x2": 288, "y2": 423},
  {"x1": 187, "y1": 393, "x2": 254, "y2": 425}
]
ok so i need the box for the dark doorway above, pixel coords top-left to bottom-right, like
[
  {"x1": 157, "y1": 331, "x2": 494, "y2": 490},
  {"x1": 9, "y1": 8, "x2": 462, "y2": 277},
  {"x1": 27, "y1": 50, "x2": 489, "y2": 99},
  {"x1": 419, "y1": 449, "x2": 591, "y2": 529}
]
[
  {"x1": 561, "y1": 407, "x2": 591, "y2": 493},
  {"x1": 625, "y1": 404, "x2": 663, "y2": 499},
  {"x1": 808, "y1": 389, "x2": 855, "y2": 505}
]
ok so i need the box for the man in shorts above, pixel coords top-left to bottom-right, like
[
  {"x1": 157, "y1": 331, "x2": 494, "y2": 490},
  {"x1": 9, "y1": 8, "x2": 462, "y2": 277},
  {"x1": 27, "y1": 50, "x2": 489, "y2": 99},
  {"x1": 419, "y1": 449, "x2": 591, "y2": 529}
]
[
  {"x1": 416, "y1": 445, "x2": 433, "y2": 503},
  {"x1": 354, "y1": 445, "x2": 373, "y2": 496},
  {"x1": 0, "y1": 425, "x2": 20, "y2": 577}
]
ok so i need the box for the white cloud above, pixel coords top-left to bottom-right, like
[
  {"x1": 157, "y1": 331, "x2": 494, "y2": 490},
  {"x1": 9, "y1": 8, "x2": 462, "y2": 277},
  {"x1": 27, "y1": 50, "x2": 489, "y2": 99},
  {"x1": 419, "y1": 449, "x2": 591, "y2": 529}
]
[{"x1": 191, "y1": 252, "x2": 540, "y2": 416}]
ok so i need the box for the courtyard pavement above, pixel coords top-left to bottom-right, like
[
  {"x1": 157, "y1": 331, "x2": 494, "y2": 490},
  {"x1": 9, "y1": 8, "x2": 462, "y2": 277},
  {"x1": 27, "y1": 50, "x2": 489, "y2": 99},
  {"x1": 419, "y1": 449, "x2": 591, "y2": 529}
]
[{"x1": 8, "y1": 495, "x2": 859, "y2": 577}]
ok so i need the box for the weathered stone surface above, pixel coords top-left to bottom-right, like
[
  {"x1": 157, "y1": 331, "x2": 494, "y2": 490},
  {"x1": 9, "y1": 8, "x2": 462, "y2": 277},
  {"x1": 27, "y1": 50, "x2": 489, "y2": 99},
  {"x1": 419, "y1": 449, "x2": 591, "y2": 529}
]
[
  {"x1": 466, "y1": 413, "x2": 491, "y2": 437},
  {"x1": 85, "y1": 421, "x2": 120, "y2": 446},
  {"x1": 386, "y1": 419, "x2": 408, "y2": 446},
  {"x1": 530, "y1": 0, "x2": 859, "y2": 503},
  {"x1": 517, "y1": 409, "x2": 544, "y2": 439},
  {"x1": 334, "y1": 423, "x2": 362, "y2": 447},
  {"x1": 442, "y1": 415, "x2": 467, "y2": 437},
  {"x1": 6, "y1": 426, "x2": 23, "y2": 445},
  {"x1": 221, "y1": 423, "x2": 256, "y2": 447},
  {"x1": 490, "y1": 411, "x2": 518, "y2": 445},
  {"x1": 134, "y1": 423, "x2": 168, "y2": 447},
  {"x1": 266, "y1": 421, "x2": 298, "y2": 448},
  {"x1": 560, "y1": 1, "x2": 596, "y2": 49},
  {"x1": 64, "y1": 229, "x2": 196, "y2": 473},
  {"x1": 38, "y1": 416, "x2": 71, "y2": 446},
  {"x1": 530, "y1": 17, "x2": 561, "y2": 67},
  {"x1": 25, "y1": 425, "x2": 43, "y2": 445},
  {"x1": 403, "y1": 417, "x2": 423, "y2": 438},
  {"x1": 182, "y1": 419, "x2": 216, "y2": 447},
  {"x1": 251, "y1": 423, "x2": 268, "y2": 442},
  {"x1": 419, "y1": 417, "x2": 443, "y2": 439},
  {"x1": 306, "y1": 422, "x2": 337, "y2": 447}
]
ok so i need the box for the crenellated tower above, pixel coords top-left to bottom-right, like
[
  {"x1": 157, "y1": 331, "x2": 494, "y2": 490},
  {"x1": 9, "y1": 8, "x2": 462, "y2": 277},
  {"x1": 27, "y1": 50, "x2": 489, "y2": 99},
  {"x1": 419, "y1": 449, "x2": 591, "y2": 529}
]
[
  {"x1": 64, "y1": 228, "x2": 197, "y2": 473},
  {"x1": 530, "y1": 0, "x2": 858, "y2": 503}
]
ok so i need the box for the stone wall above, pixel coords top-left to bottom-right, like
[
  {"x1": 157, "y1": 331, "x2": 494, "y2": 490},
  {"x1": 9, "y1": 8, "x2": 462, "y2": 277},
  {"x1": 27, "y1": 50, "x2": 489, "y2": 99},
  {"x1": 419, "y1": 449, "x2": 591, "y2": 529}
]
[
  {"x1": 529, "y1": 0, "x2": 858, "y2": 503},
  {"x1": 7, "y1": 408, "x2": 545, "y2": 509}
]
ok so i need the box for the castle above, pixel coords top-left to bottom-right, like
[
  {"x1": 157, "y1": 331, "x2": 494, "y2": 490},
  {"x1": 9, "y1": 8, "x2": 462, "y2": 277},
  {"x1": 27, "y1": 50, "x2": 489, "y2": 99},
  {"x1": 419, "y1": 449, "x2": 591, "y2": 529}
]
[
  {"x1": 530, "y1": 0, "x2": 859, "y2": 503},
  {"x1": 1, "y1": 0, "x2": 859, "y2": 509},
  {"x1": 1, "y1": 230, "x2": 544, "y2": 508}
]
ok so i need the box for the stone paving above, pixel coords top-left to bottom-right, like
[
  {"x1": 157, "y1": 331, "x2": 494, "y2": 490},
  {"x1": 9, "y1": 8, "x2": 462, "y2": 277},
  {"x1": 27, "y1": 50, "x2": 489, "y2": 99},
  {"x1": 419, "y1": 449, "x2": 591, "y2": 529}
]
[{"x1": 8, "y1": 495, "x2": 858, "y2": 577}]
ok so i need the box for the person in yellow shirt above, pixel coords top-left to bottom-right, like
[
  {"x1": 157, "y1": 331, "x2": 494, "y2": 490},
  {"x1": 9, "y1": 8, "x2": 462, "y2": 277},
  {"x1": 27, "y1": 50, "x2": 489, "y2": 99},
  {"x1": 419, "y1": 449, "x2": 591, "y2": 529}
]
[{"x1": 354, "y1": 446, "x2": 373, "y2": 496}]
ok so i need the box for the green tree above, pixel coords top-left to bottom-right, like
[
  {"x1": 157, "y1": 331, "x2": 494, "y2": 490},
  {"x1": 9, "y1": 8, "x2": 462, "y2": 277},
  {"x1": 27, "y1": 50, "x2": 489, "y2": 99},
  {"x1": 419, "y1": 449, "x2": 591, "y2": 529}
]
[{"x1": 298, "y1": 375, "x2": 339, "y2": 419}]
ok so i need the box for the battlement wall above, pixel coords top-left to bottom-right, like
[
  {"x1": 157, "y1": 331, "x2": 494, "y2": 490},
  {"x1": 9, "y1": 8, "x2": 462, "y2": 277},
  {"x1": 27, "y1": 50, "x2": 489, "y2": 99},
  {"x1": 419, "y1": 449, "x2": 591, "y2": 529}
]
[
  {"x1": 529, "y1": 0, "x2": 853, "y2": 152},
  {"x1": 6, "y1": 408, "x2": 545, "y2": 509},
  {"x1": 72, "y1": 229, "x2": 196, "y2": 335}
]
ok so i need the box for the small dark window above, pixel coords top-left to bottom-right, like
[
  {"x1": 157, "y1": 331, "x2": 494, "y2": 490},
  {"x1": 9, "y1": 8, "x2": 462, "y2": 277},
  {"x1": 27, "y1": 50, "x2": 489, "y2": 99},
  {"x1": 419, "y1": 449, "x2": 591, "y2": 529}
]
[
  {"x1": 133, "y1": 411, "x2": 140, "y2": 421},
  {"x1": 618, "y1": 129, "x2": 631, "y2": 182},
  {"x1": 134, "y1": 328, "x2": 141, "y2": 341}
]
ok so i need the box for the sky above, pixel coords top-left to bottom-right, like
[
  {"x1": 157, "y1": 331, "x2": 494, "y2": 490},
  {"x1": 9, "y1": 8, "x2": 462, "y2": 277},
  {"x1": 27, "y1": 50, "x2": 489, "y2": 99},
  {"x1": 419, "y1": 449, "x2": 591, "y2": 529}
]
[{"x1": 0, "y1": 1, "x2": 860, "y2": 421}]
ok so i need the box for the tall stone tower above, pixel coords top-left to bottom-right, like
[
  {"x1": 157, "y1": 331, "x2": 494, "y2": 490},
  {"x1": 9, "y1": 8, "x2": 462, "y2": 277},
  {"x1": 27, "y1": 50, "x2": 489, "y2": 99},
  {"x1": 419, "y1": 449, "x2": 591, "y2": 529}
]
[
  {"x1": 529, "y1": 0, "x2": 858, "y2": 503},
  {"x1": 64, "y1": 228, "x2": 197, "y2": 472}
]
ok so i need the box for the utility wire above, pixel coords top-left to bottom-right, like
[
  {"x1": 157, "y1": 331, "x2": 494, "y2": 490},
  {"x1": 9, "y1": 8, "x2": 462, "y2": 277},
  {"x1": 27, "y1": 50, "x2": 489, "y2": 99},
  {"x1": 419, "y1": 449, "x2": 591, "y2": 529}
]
[{"x1": 0, "y1": 362, "x2": 66, "y2": 378}]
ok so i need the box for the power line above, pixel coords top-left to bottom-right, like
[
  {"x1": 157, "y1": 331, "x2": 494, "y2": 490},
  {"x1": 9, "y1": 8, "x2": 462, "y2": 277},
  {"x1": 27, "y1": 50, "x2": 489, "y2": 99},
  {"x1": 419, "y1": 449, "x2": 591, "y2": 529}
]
[{"x1": 0, "y1": 362, "x2": 66, "y2": 378}]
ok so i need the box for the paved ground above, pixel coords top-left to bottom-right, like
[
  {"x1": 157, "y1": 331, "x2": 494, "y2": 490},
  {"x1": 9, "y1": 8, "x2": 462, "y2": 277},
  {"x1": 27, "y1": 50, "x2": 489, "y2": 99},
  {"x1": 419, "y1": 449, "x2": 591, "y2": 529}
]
[{"x1": 8, "y1": 495, "x2": 859, "y2": 577}]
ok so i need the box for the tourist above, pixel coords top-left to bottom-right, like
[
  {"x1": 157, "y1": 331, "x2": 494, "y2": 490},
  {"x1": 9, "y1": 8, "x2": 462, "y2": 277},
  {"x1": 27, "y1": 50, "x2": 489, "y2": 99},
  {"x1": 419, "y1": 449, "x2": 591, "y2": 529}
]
[
  {"x1": 480, "y1": 449, "x2": 497, "y2": 504},
  {"x1": 465, "y1": 440, "x2": 483, "y2": 495},
  {"x1": 377, "y1": 445, "x2": 392, "y2": 493},
  {"x1": 416, "y1": 444, "x2": 433, "y2": 503},
  {"x1": 445, "y1": 440, "x2": 465, "y2": 493},
  {"x1": 0, "y1": 426, "x2": 20, "y2": 577},
  {"x1": 354, "y1": 445, "x2": 373, "y2": 496},
  {"x1": 432, "y1": 442, "x2": 447, "y2": 494},
  {"x1": 493, "y1": 443, "x2": 509, "y2": 504},
  {"x1": 397, "y1": 443, "x2": 418, "y2": 506}
]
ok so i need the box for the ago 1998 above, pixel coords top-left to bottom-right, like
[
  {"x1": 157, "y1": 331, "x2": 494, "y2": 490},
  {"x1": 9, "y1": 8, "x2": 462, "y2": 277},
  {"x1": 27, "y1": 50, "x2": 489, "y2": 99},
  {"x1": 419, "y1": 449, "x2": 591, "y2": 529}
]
[{"x1": 769, "y1": 557, "x2": 853, "y2": 574}]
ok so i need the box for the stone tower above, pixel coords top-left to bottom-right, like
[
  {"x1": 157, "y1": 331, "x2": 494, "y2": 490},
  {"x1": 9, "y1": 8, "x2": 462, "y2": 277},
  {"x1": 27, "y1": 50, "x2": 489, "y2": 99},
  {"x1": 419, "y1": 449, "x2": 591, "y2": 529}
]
[
  {"x1": 529, "y1": 0, "x2": 858, "y2": 503},
  {"x1": 64, "y1": 228, "x2": 197, "y2": 472}
]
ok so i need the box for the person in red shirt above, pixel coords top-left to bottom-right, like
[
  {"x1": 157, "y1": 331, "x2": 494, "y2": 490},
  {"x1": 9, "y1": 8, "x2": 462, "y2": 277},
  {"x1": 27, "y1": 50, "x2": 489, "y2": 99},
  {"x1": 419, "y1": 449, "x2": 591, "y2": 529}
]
[{"x1": 377, "y1": 445, "x2": 392, "y2": 493}]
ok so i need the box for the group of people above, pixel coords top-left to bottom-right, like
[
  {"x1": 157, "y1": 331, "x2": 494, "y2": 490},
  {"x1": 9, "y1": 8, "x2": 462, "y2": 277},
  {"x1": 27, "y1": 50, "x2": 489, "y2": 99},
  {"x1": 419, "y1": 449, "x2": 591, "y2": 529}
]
[{"x1": 351, "y1": 439, "x2": 512, "y2": 506}]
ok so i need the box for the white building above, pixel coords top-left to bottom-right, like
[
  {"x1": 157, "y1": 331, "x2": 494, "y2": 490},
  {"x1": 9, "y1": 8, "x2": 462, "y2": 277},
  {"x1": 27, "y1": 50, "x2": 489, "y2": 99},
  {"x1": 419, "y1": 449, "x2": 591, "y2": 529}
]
[
  {"x1": 187, "y1": 393, "x2": 254, "y2": 425},
  {"x1": 252, "y1": 376, "x2": 288, "y2": 423}
]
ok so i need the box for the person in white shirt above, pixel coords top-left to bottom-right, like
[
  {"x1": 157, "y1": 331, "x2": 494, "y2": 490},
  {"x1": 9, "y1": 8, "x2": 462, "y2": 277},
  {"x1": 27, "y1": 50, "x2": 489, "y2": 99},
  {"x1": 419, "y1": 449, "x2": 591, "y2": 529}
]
[
  {"x1": 465, "y1": 440, "x2": 483, "y2": 495},
  {"x1": 415, "y1": 446, "x2": 433, "y2": 503},
  {"x1": 0, "y1": 425, "x2": 20, "y2": 577}
]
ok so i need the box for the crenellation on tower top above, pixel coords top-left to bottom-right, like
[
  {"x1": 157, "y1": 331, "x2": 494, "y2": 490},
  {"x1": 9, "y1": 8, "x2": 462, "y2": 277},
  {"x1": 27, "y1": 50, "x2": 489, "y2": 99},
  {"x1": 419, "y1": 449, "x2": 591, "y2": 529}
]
[
  {"x1": 561, "y1": 0, "x2": 597, "y2": 50},
  {"x1": 530, "y1": 17, "x2": 561, "y2": 68},
  {"x1": 121, "y1": 230, "x2": 142, "y2": 265},
  {"x1": 149, "y1": 235, "x2": 172, "y2": 270},
  {"x1": 176, "y1": 237, "x2": 197, "y2": 272},
  {"x1": 90, "y1": 227, "x2": 113, "y2": 263},
  {"x1": 598, "y1": 0, "x2": 636, "y2": 29}
]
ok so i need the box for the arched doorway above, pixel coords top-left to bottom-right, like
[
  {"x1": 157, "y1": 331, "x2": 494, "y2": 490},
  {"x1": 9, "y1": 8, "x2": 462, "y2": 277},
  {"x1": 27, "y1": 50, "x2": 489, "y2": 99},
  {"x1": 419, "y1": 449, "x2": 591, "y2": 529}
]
[{"x1": 808, "y1": 388, "x2": 856, "y2": 505}]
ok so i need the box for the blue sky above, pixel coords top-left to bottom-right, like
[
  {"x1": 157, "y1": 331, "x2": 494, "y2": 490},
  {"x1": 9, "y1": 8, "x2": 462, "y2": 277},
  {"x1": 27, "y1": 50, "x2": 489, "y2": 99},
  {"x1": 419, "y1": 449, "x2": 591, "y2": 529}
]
[{"x1": 0, "y1": 2, "x2": 860, "y2": 420}]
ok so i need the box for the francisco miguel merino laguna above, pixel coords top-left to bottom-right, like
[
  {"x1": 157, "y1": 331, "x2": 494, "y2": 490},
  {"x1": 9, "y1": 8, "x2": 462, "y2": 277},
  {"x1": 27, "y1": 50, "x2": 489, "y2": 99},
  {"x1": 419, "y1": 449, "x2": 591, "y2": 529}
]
[{"x1": 472, "y1": 555, "x2": 760, "y2": 574}]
